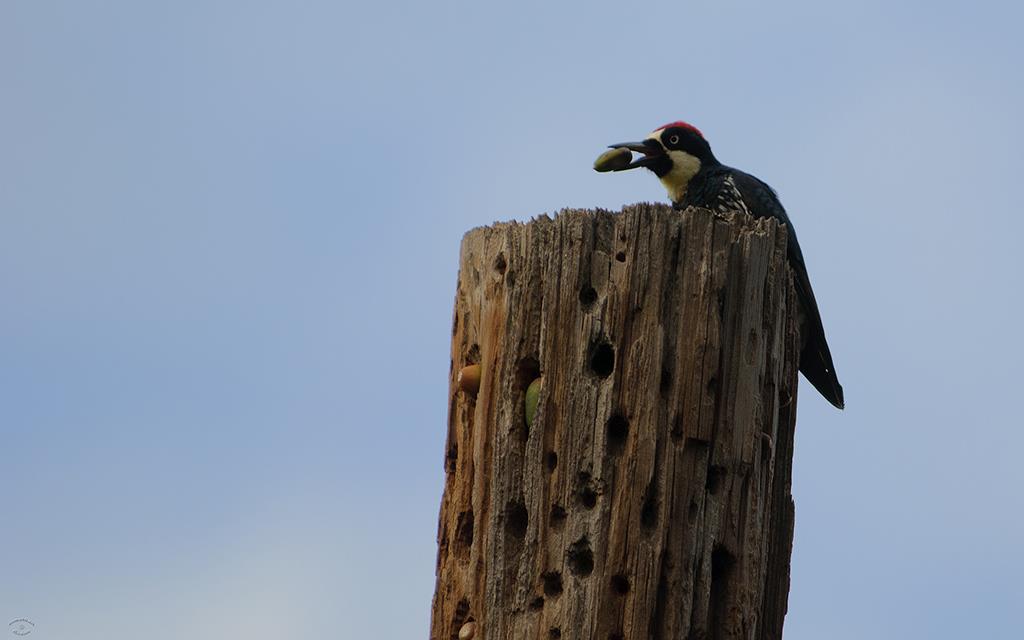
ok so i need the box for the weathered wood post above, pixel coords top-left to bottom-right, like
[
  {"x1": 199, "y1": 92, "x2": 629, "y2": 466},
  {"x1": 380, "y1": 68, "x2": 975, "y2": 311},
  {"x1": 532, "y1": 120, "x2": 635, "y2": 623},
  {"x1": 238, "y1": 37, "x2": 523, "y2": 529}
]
[{"x1": 431, "y1": 204, "x2": 800, "y2": 640}]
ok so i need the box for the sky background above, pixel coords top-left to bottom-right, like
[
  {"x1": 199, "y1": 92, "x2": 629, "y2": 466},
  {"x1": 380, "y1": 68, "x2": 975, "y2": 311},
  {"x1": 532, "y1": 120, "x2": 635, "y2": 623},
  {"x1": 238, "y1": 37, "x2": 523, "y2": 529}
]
[{"x1": 2, "y1": 1, "x2": 1023, "y2": 638}]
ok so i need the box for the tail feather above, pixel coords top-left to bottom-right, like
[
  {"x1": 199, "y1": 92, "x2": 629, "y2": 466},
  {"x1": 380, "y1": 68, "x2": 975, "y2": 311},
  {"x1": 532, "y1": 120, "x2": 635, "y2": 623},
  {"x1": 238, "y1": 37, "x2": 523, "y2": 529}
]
[
  {"x1": 792, "y1": 266, "x2": 844, "y2": 409},
  {"x1": 800, "y1": 331, "x2": 845, "y2": 410}
]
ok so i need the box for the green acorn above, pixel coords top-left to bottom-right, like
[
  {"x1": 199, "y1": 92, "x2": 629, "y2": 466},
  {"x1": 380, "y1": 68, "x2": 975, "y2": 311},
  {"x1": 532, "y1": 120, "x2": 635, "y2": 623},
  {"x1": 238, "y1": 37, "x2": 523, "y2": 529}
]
[
  {"x1": 525, "y1": 377, "x2": 543, "y2": 427},
  {"x1": 593, "y1": 147, "x2": 632, "y2": 172}
]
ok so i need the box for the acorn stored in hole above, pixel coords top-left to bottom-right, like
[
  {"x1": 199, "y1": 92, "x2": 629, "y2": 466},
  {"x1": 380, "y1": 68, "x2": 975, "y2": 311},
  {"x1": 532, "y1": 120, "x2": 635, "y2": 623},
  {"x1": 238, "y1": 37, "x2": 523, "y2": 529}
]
[
  {"x1": 458, "y1": 621, "x2": 477, "y2": 640},
  {"x1": 593, "y1": 147, "x2": 632, "y2": 172},
  {"x1": 458, "y1": 364, "x2": 481, "y2": 395},
  {"x1": 525, "y1": 377, "x2": 543, "y2": 427}
]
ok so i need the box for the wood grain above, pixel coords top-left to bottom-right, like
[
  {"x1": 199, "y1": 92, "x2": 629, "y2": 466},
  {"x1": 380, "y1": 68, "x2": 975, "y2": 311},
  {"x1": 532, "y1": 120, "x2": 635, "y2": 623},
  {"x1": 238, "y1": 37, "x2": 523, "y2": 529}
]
[{"x1": 432, "y1": 204, "x2": 800, "y2": 640}]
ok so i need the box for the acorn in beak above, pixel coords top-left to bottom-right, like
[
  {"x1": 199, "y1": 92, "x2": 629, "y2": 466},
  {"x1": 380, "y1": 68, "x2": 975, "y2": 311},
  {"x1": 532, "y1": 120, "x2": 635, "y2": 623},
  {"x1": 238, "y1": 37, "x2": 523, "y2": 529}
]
[
  {"x1": 608, "y1": 139, "x2": 666, "y2": 170},
  {"x1": 593, "y1": 138, "x2": 666, "y2": 172}
]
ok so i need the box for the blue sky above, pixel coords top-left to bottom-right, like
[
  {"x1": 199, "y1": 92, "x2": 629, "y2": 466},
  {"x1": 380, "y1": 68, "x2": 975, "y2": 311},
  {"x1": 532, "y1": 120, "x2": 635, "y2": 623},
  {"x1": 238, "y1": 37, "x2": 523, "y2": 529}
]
[{"x1": 2, "y1": 1, "x2": 1022, "y2": 638}]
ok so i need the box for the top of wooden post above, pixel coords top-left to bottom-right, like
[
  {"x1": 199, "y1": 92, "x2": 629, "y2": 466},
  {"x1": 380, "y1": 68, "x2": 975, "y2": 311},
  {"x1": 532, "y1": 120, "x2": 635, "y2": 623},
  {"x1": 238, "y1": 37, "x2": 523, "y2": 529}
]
[{"x1": 434, "y1": 203, "x2": 800, "y2": 640}]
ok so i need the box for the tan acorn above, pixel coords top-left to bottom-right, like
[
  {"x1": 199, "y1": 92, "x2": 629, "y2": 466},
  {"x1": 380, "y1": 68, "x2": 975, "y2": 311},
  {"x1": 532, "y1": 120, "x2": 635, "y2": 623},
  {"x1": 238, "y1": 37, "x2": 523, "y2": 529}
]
[
  {"x1": 458, "y1": 620, "x2": 477, "y2": 639},
  {"x1": 458, "y1": 364, "x2": 482, "y2": 395}
]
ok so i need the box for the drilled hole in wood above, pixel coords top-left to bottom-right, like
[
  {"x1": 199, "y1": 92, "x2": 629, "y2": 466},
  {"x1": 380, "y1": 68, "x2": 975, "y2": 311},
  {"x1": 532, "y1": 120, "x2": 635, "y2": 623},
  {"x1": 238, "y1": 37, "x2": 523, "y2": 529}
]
[
  {"x1": 640, "y1": 482, "x2": 658, "y2": 530},
  {"x1": 610, "y1": 574, "x2": 630, "y2": 595},
  {"x1": 516, "y1": 357, "x2": 541, "y2": 389},
  {"x1": 588, "y1": 340, "x2": 615, "y2": 378},
  {"x1": 606, "y1": 414, "x2": 629, "y2": 454},
  {"x1": 609, "y1": 633, "x2": 625, "y2": 640},
  {"x1": 706, "y1": 465, "x2": 726, "y2": 496},
  {"x1": 550, "y1": 504, "x2": 567, "y2": 529},
  {"x1": 652, "y1": 552, "x2": 669, "y2": 629},
  {"x1": 688, "y1": 501, "x2": 699, "y2": 524},
  {"x1": 712, "y1": 544, "x2": 737, "y2": 577},
  {"x1": 709, "y1": 545, "x2": 737, "y2": 640},
  {"x1": 529, "y1": 596, "x2": 545, "y2": 611},
  {"x1": 449, "y1": 598, "x2": 470, "y2": 640},
  {"x1": 455, "y1": 510, "x2": 474, "y2": 550},
  {"x1": 546, "y1": 451, "x2": 558, "y2": 472},
  {"x1": 707, "y1": 376, "x2": 719, "y2": 395},
  {"x1": 576, "y1": 471, "x2": 597, "y2": 509},
  {"x1": 542, "y1": 571, "x2": 563, "y2": 597},
  {"x1": 446, "y1": 445, "x2": 458, "y2": 473},
  {"x1": 659, "y1": 367, "x2": 672, "y2": 395},
  {"x1": 549, "y1": 628, "x2": 561, "y2": 639},
  {"x1": 615, "y1": 251, "x2": 626, "y2": 262},
  {"x1": 579, "y1": 285, "x2": 598, "y2": 307},
  {"x1": 567, "y1": 537, "x2": 594, "y2": 577},
  {"x1": 494, "y1": 252, "x2": 507, "y2": 274},
  {"x1": 505, "y1": 501, "x2": 528, "y2": 540},
  {"x1": 467, "y1": 343, "x2": 480, "y2": 364}
]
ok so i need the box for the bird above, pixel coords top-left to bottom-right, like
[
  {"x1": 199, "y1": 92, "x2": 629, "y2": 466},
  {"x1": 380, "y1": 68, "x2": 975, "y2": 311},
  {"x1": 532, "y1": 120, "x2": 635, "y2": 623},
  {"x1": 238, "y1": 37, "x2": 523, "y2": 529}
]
[{"x1": 601, "y1": 121, "x2": 844, "y2": 409}]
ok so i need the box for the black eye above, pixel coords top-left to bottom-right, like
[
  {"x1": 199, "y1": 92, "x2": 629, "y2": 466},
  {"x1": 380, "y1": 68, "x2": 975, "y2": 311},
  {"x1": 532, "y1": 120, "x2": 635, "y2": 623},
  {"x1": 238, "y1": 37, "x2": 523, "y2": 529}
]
[{"x1": 668, "y1": 134, "x2": 680, "y2": 145}]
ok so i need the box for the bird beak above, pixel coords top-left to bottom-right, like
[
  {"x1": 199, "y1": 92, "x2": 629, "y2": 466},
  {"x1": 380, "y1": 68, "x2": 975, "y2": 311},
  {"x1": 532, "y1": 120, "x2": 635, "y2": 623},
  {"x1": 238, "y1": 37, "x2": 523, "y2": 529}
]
[{"x1": 608, "y1": 139, "x2": 665, "y2": 170}]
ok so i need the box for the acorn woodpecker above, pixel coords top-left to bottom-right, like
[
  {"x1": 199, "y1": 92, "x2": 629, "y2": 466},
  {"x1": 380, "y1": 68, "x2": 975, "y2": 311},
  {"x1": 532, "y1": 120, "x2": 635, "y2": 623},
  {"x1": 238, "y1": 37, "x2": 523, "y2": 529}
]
[{"x1": 603, "y1": 121, "x2": 844, "y2": 409}]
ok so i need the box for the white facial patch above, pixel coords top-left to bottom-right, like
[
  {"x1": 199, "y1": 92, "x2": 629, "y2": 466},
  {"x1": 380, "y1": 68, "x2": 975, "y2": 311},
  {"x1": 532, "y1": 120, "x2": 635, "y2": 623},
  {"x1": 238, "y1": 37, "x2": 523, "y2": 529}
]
[
  {"x1": 660, "y1": 151, "x2": 702, "y2": 203},
  {"x1": 647, "y1": 128, "x2": 701, "y2": 203}
]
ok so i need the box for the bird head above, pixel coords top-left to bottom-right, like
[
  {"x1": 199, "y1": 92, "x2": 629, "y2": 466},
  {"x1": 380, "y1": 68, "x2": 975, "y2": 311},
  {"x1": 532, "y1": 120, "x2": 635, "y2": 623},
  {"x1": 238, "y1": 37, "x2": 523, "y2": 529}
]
[{"x1": 607, "y1": 121, "x2": 715, "y2": 203}]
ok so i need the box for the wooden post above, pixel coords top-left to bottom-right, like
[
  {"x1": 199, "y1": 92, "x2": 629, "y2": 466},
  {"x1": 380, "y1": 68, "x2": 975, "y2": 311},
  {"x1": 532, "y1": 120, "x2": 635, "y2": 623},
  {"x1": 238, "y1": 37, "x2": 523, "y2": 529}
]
[{"x1": 431, "y1": 204, "x2": 800, "y2": 640}]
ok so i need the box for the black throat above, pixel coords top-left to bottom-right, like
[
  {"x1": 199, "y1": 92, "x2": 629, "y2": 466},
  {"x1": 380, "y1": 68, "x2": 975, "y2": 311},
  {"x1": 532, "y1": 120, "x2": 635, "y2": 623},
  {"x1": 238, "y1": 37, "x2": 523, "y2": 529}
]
[{"x1": 648, "y1": 156, "x2": 672, "y2": 178}]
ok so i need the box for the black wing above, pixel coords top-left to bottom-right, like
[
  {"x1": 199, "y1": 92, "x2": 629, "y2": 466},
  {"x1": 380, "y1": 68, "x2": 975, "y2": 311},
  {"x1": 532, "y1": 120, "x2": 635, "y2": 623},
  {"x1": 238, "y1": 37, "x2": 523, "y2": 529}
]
[{"x1": 731, "y1": 170, "x2": 845, "y2": 409}]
